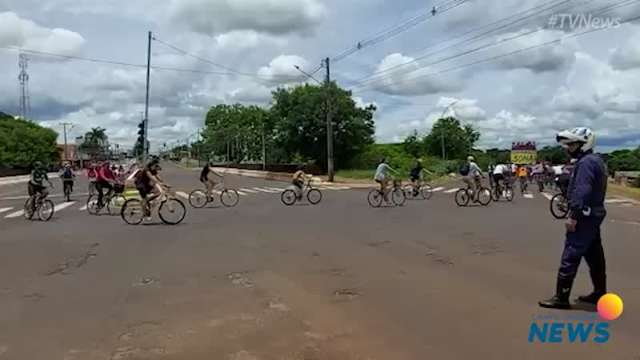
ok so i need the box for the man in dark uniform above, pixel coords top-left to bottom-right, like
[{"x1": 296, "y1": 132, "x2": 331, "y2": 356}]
[{"x1": 539, "y1": 127, "x2": 608, "y2": 309}]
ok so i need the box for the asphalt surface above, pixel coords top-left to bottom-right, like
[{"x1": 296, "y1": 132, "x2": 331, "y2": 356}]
[{"x1": 1, "y1": 162, "x2": 639, "y2": 360}]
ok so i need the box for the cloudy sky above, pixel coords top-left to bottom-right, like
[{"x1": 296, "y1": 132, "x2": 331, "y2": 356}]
[{"x1": 1, "y1": 0, "x2": 639, "y2": 152}]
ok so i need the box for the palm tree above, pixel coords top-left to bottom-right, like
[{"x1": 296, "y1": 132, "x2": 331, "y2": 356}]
[{"x1": 79, "y1": 127, "x2": 109, "y2": 159}]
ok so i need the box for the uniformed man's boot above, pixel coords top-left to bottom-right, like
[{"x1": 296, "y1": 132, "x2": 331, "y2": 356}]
[
  {"x1": 577, "y1": 271, "x2": 606, "y2": 304},
  {"x1": 539, "y1": 276, "x2": 573, "y2": 309}
]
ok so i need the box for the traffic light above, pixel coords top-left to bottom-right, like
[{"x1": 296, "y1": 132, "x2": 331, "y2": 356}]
[{"x1": 137, "y1": 120, "x2": 145, "y2": 139}]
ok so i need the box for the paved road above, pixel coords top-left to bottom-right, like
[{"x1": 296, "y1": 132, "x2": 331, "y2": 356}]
[{"x1": 0, "y1": 162, "x2": 638, "y2": 359}]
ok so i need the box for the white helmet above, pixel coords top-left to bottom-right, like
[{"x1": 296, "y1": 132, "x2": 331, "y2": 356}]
[
  {"x1": 467, "y1": 156, "x2": 475, "y2": 162},
  {"x1": 556, "y1": 127, "x2": 595, "y2": 152}
]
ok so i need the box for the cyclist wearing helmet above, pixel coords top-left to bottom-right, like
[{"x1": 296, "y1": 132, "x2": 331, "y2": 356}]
[
  {"x1": 461, "y1": 156, "x2": 483, "y2": 199},
  {"x1": 59, "y1": 162, "x2": 76, "y2": 200},
  {"x1": 539, "y1": 127, "x2": 608, "y2": 309}
]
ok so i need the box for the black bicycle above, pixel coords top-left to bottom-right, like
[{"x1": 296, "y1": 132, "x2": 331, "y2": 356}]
[
  {"x1": 24, "y1": 191, "x2": 55, "y2": 221},
  {"x1": 492, "y1": 178, "x2": 514, "y2": 202},
  {"x1": 62, "y1": 179, "x2": 74, "y2": 202},
  {"x1": 403, "y1": 179, "x2": 433, "y2": 200},
  {"x1": 455, "y1": 180, "x2": 492, "y2": 207},
  {"x1": 550, "y1": 178, "x2": 570, "y2": 219},
  {"x1": 87, "y1": 183, "x2": 126, "y2": 216},
  {"x1": 189, "y1": 181, "x2": 240, "y2": 208},
  {"x1": 281, "y1": 178, "x2": 322, "y2": 206}
]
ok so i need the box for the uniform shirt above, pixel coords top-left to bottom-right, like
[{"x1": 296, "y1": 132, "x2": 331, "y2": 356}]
[
  {"x1": 567, "y1": 152, "x2": 607, "y2": 219},
  {"x1": 374, "y1": 163, "x2": 393, "y2": 181}
]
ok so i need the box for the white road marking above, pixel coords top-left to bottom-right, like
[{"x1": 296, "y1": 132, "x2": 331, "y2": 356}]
[
  {"x1": 542, "y1": 193, "x2": 553, "y2": 200},
  {"x1": 324, "y1": 186, "x2": 351, "y2": 190},
  {"x1": 266, "y1": 187, "x2": 285, "y2": 191},
  {"x1": 5, "y1": 210, "x2": 25, "y2": 218},
  {"x1": 54, "y1": 201, "x2": 76, "y2": 213},
  {"x1": 432, "y1": 187, "x2": 445, "y2": 192},
  {"x1": 444, "y1": 188, "x2": 459, "y2": 194},
  {"x1": 0, "y1": 207, "x2": 14, "y2": 214},
  {"x1": 236, "y1": 190, "x2": 248, "y2": 196},
  {"x1": 240, "y1": 188, "x2": 258, "y2": 193},
  {"x1": 79, "y1": 205, "x2": 88, "y2": 211},
  {"x1": 176, "y1": 191, "x2": 189, "y2": 199},
  {"x1": 254, "y1": 187, "x2": 278, "y2": 193},
  {"x1": 605, "y1": 199, "x2": 631, "y2": 204},
  {"x1": 523, "y1": 194, "x2": 534, "y2": 199}
]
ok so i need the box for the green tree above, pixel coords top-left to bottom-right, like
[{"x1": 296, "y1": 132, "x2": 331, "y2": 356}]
[
  {"x1": 607, "y1": 148, "x2": 640, "y2": 174},
  {"x1": 0, "y1": 113, "x2": 59, "y2": 168},
  {"x1": 422, "y1": 117, "x2": 479, "y2": 160},
  {"x1": 79, "y1": 127, "x2": 109, "y2": 159},
  {"x1": 402, "y1": 130, "x2": 422, "y2": 159},
  {"x1": 269, "y1": 82, "x2": 376, "y2": 169},
  {"x1": 538, "y1": 145, "x2": 568, "y2": 164}
]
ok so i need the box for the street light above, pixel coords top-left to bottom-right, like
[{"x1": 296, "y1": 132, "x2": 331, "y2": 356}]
[{"x1": 439, "y1": 100, "x2": 458, "y2": 160}]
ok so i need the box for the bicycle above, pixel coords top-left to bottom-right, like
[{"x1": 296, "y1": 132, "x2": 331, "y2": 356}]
[
  {"x1": 62, "y1": 178, "x2": 74, "y2": 202},
  {"x1": 492, "y1": 178, "x2": 514, "y2": 202},
  {"x1": 549, "y1": 180, "x2": 569, "y2": 219},
  {"x1": 368, "y1": 179, "x2": 406, "y2": 208},
  {"x1": 87, "y1": 183, "x2": 126, "y2": 216},
  {"x1": 518, "y1": 176, "x2": 529, "y2": 194},
  {"x1": 455, "y1": 179, "x2": 492, "y2": 207},
  {"x1": 24, "y1": 191, "x2": 55, "y2": 221},
  {"x1": 121, "y1": 184, "x2": 186, "y2": 225},
  {"x1": 189, "y1": 180, "x2": 240, "y2": 208},
  {"x1": 281, "y1": 178, "x2": 322, "y2": 206},
  {"x1": 403, "y1": 179, "x2": 433, "y2": 200}
]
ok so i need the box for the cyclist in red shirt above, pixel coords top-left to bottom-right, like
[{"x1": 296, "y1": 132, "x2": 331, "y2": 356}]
[{"x1": 96, "y1": 161, "x2": 117, "y2": 208}]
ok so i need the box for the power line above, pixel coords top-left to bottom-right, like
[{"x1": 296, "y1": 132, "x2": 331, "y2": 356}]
[
  {"x1": 331, "y1": 0, "x2": 470, "y2": 63},
  {"x1": 353, "y1": 11, "x2": 640, "y2": 94},
  {"x1": 350, "y1": 0, "x2": 577, "y2": 86},
  {"x1": 352, "y1": 0, "x2": 639, "y2": 92}
]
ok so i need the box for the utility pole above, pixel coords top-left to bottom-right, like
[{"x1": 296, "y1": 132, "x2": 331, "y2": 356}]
[
  {"x1": 143, "y1": 31, "x2": 152, "y2": 162},
  {"x1": 262, "y1": 121, "x2": 266, "y2": 171},
  {"x1": 439, "y1": 100, "x2": 458, "y2": 161},
  {"x1": 60, "y1": 122, "x2": 73, "y2": 162},
  {"x1": 324, "y1": 57, "x2": 335, "y2": 182}
]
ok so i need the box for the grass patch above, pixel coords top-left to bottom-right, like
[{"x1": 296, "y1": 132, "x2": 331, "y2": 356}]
[{"x1": 608, "y1": 183, "x2": 640, "y2": 201}]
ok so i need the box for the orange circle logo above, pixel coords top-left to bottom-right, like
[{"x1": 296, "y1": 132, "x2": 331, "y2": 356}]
[{"x1": 597, "y1": 293, "x2": 623, "y2": 321}]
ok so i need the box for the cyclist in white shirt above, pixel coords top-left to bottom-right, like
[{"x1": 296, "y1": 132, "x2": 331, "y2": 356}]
[
  {"x1": 492, "y1": 164, "x2": 508, "y2": 189},
  {"x1": 461, "y1": 156, "x2": 484, "y2": 199},
  {"x1": 374, "y1": 158, "x2": 398, "y2": 202}
]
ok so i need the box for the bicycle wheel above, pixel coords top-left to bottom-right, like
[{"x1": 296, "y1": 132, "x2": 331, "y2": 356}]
[
  {"x1": 188, "y1": 189, "x2": 208, "y2": 208},
  {"x1": 221, "y1": 189, "x2": 240, "y2": 207},
  {"x1": 107, "y1": 195, "x2": 127, "y2": 215},
  {"x1": 402, "y1": 184, "x2": 416, "y2": 200},
  {"x1": 391, "y1": 188, "x2": 406, "y2": 207},
  {"x1": 23, "y1": 197, "x2": 35, "y2": 220},
  {"x1": 420, "y1": 183, "x2": 433, "y2": 200},
  {"x1": 367, "y1": 189, "x2": 383, "y2": 208},
  {"x1": 279, "y1": 189, "x2": 295, "y2": 206},
  {"x1": 307, "y1": 188, "x2": 322, "y2": 205},
  {"x1": 505, "y1": 187, "x2": 514, "y2": 202},
  {"x1": 38, "y1": 199, "x2": 55, "y2": 221},
  {"x1": 158, "y1": 198, "x2": 186, "y2": 225},
  {"x1": 550, "y1": 193, "x2": 569, "y2": 219},
  {"x1": 492, "y1": 187, "x2": 501, "y2": 201},
  {"x1": 121, "y1": 199, "x2": 144, "y2": 225},
  {"x1": 87, "y1": 195, "x2": 101, "y2": 215},
  {"x1": 454, "y1": 189, "x2": 470, "y2": 207},
  {"x1": 477, "y1": 187, "x2": 492, "y2": 206}
]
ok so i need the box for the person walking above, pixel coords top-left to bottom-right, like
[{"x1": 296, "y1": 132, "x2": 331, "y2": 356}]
[{"x1": 539, "y1": 128, "x2": 608, "y2": 309}]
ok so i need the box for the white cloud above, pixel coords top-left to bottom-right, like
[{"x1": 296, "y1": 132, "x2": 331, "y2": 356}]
[
  {"x1": 370, "y1": 53, "x2": 463, "y2": 96},
  {"x1": 257, "y1": 54, "x2": 311, "y2": 83},
  {"x1": 609, "y1": 29, "x2": 640, "y2": 70},
  {"x1": 168, "y1": 0, "x2": 325, "y2": 36},
  {"x1": 492, "y1": 29, "x2": 577, "y2": 73},
  {"x1": 0, "y1": 12, "x2": 85, "y2": 55}
]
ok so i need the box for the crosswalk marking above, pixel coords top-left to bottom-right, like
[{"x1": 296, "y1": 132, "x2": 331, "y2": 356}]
[
  {"x1": 79, "y1": 205, "x2": 88, "y2": 211},
  {"x1": 5, "y1": 209, "x2": 25, "y2": 218},
  {"x1": 542, "y1": 193, "x2": 553, "y2": 200},
  {"x1": 254, "y1": 187, "x2": 278, "y2": 193},
  {"x1": 0, "y1": 207, "x2": 13, "y2": 214},
  {"x1": 236, "y1": 190, "x2": 247, "y2": 196},
  {"x1": 444, "y1": 188, "x2": 459, "y2": 194},
  {"x1": 605, "y1": 199, "x2": 631, "y2": 204},
  {"x1": 176, "y1": 191, "x2": 189, "y2": 199},
  {"x1": 240, "y1": 188, "x2": 258, "y2": 193},
  {"x1": 523, "y1": 194, "x2": 534, "y2": 199},
  {"x1": 54, "y1": 201, "x2": 76, "y2": 213},
  {"x1": 432, "y1": 187, "x2": 445, "y2": 192},
  {"x1": 266, "y1": 187, "x2": 285, "y2": 191}
]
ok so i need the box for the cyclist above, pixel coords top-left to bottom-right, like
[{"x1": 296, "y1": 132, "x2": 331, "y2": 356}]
[
  {"x1": 96, "y1": 161, "x2": 117, "y2": 208},
  {"x1": 59, "y1": 162, "x2": 76, "y2": 200},
  {"x1": 409, "y1": 160, "x2": 431, "y2": 196},
  {"x1": 200, "y1": 161, "x2": 223, "y2": 201},
  {"x1": 87, "y1": 162, "x2": 98, "y2": 193},
  {"x1": 28, "y1": 161, "x2": 53, "y2": 206},
  {"x1": 531, "y1": 161, "x2": 545, "y2": 192},
  {"x1": 492, "y1": 163, "x2": 509, "y2": 190},
  {"x1": 135, "y1": 159, "x2": 164, "y2": 222},
  {"x1": 374, "y1": 158, "x2": 398, "y2": 203},
  {"x1": 460, "y1": 156, "x2": 483, "y2": 200},
  {"x1": 292, "y1": 165, "x2": 308, "y2": 200},
  {"x1": 517, "y1": 165, "x2": 529, "y2": 192}
]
